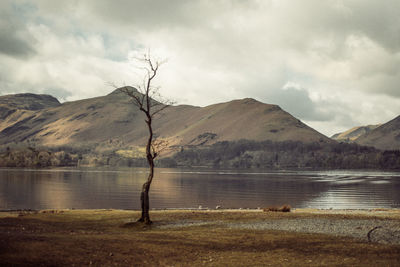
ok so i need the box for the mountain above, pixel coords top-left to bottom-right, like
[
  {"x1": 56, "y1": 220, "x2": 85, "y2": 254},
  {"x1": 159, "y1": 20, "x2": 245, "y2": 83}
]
[
  {"x1": 0, "y1": 93, "x2": 60, "y2": 111},
  {"x1": 331, "y1": 125, "x2": 380, "y2": 142},
  {"x1": 0, "y1": 88, "x2": 331, "y2": 151},
  {"x1": 0, "y1": 93, "x2": 60, "y2": 120},
  {"x1": 355, "y1": 116, "x2": 400, "y2": 150}
]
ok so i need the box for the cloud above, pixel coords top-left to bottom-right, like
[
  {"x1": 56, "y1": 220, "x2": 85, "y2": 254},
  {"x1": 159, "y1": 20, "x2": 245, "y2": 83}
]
[
  {"x1": 0, "y1": 1, "x2": 36, "y2": 58},
  {"x1": 41, "y1": 87, "x2": 72, "y2": 102},
  {"x1": 1, "y1": 0, "x2": 400, "y2": 136},
  {"x1": 0, "y1": 23, "x2": 135, "y2": 100},
  {"x1": 0, "y1": 31, "x2": 35, "y2": 58},
  {"x1": 305, "y1": 91, "x2": 400, "y2": 137},
  {"x1": 270, "y1": 83, "x2": 334, "y2": 122}
]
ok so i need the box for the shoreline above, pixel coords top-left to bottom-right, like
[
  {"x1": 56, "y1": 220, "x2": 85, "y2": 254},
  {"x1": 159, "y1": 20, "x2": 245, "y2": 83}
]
[{"x1": 2, "y1": 207, "x2": 400, "y2": 213}]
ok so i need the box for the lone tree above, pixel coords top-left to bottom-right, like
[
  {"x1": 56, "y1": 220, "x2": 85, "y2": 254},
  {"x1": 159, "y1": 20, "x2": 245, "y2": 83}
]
[{"x1": 119, "y1": 53, "x2": 171, "y2": 224}]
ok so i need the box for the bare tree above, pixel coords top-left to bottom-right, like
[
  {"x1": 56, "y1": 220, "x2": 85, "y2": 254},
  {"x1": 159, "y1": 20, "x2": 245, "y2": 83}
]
[{"x1": 119, "y1": 53, "x2": 171, "y2": 224}]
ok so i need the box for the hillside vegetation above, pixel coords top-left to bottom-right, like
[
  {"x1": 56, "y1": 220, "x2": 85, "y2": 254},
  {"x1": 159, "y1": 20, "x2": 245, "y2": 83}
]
[
  {"x1": 172, "y1": 140, "x2": 400, "y2": 170},
  {"x1": 1, "y1": 139, "x2": 399, "y2": 169}
]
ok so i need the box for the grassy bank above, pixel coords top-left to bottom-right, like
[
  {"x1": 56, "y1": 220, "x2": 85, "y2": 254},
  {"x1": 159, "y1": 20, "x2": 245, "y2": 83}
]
[{"x1": 1, "y1": 209, "x2": 399, "y2": 266}]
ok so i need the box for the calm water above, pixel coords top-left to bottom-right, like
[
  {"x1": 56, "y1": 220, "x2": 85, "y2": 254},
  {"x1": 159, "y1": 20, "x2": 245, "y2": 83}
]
[{"x1": 1, "y1": 168, "x2": 400, "y2": 210}]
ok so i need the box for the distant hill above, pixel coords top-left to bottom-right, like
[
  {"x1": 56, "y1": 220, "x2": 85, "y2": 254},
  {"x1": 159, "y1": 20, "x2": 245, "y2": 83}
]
[
  {"x1": 355, "y1": 116, "x2": 400, "y2": 151},
  {"x1": 331, "y1": 125, "x2": 380, "y2": 142},
  {"x1": 0, "y1": 88, "x2": 331, "y2": 151},
  {"x1": 0, "y1": 93, "x2": 60, "y2": 111},
  {"x1": 0, "y1": 93, "x2": 60, "y2": 121}
]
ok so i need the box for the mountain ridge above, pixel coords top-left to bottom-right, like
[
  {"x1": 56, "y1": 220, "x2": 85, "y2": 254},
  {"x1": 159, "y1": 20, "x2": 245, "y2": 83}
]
[
  {"x1": 0, "y1": 89, "x2": 331, "y2": 151},
  {"x1": 355, "y1": 116, "x2": 400, "y2": 150},
  {"x1": 331, "y1": 125, "x2": 380, "y2": 142}
]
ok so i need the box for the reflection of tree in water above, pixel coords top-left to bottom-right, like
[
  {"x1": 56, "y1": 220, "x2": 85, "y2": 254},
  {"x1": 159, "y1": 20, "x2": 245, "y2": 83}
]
[
  {"x1": 0, "y1": 169, "x2": 74, "y2": 210},
  {"x1": 0, "y1": 168, "x2": 148, "y2": 210},
  {"x1": 1, "y1": 169, "x2": 400, "y2": 210}
]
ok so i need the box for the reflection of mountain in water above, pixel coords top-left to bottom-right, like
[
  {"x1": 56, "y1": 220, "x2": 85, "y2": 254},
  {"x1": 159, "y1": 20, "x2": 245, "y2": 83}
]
[
  {"x1": 156, "y1": 171, "x2": 332, "y2": 209},
  {"x1": 1, "y1": 168, "x2": 399, "y2": 210},
  {"x1": 0, "y1": 168, "x2": 149, "y2": 210}
]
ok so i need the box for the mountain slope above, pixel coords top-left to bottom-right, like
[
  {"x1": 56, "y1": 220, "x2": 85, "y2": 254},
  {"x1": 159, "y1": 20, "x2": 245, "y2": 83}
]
[
  {"x1": 0, "y1": 93, "x2": 60, "y2": 111},
  {"x1": 0, "y1": 89, "x2": 331, "y2": 150},
  {"x1": 155, "y1": 98, "x2": 330, "y2": 146},
  {"x1": 331, "y1": 125, "x2": 380, "y2": 142},
  {"x1": 0, "y1": 93, "x2": 61, "y2": 144},
  {"x1": 0, "y1": 89, "x2": 145, "y2": 147},
  {"x1": 0, "y1": 93, "x2": 60, "y2": 122},
  {"x1": 355, "y1": 116, "x2": 400, "y2": 150}
]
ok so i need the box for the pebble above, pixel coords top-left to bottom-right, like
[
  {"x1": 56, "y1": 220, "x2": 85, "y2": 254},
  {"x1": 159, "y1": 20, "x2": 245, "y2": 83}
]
[
  {"x1": 157, "y1": 216, "x2": 400, "y2": 245},
  {"x1": 229, "y1": 217, "x2": 400, "y2": 245}
]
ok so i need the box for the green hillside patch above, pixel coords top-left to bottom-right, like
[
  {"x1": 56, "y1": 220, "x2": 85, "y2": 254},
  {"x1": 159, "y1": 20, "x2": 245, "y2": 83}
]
[{"x1": 116, "y1": 147, "x2": 146, "y2": 158}]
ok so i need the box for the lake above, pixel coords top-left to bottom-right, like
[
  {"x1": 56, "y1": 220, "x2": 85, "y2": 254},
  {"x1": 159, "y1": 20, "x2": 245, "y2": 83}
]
[{"x1": 0, "y1": 168, "x2": 399, "y2": 210}]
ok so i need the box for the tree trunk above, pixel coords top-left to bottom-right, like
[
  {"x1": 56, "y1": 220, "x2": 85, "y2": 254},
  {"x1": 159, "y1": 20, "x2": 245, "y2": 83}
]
[
  {"x1": 138, "y1": 164, "x2": 153, "y2": 224},
  {"x1": 138, "y1": 186, "x2": 151, "y2": 224},
  {"x1": 137, "y1": 115, "x2": 154, "y2": 225}
]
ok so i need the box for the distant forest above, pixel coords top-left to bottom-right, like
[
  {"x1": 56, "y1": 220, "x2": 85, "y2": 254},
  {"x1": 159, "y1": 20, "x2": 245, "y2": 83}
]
[
  {"x1": 1, "y1": 140, "x2": 399, "y2": 170},
  {"x1": 171, "y1": 140, "x2": 400, "y2": 170}
]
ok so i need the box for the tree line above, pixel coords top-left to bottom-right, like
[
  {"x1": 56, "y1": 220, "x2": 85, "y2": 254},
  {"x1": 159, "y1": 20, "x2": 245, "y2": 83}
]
[
  {"x1": 2, "y1": 140, "x2": 399, "y2": 170},
  {"x1": 172, "y1": 140, "x2": 400, "y2": 170}
]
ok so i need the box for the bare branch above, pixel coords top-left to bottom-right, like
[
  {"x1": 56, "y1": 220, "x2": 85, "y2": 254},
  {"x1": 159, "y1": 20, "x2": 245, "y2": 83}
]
[
  {"x1": 151, "y1": 138, "x2": 171, "y2": 159},
  {"x1": 151, "y1": 105, "x2": 170, "y2": 117}
]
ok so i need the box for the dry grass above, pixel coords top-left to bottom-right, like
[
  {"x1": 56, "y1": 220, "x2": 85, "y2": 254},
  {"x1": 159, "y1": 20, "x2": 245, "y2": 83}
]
[
  {"x1": 263, "y1": 205, "x2": 291, "y2": 212},
  {"x1": 0, "y1": 209, "x2": 399, "y2": 266}
]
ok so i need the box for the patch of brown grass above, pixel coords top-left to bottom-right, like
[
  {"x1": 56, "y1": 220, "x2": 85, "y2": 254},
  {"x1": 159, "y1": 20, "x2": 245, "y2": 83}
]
[
  {"x1": 0, "y1": 210, "x2": 399, "y2": 266},
  {"x1": 263, "y1": 205, "x2": 291, "y2": 212}
]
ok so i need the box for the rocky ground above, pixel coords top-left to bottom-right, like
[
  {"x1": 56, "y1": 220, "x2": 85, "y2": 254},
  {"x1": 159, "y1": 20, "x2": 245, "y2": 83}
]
[{"x1": 158, "y1": 209, "x2": 400, "y2": 245}]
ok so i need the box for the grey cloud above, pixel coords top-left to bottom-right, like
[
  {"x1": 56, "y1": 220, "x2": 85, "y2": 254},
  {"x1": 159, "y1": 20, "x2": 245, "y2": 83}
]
[
  {"x1": 0, "y1": 33, "x2": 35, "y2": 58},
  {"x1": 0, "y1": 2, "x2": 36, "y2": 58},
  {"x1": 33, "y1": 0, "x2": 400, "y2": 55},
  {"x1": 263, "y1": 86, "x2": 334, "y2": 122},
  {"x1": 89, "y1": 0, "x2": 194, "y2": 28},
  {"x1": 345, "y1": 1, "x2": 400, "y2": 53},
  {"x1": 83, "y1": 0, "x2": 256, "y2": 29},
  {"x1": 238, "y1": 1, "x2": 400, "y2": 62},
  {"x1": 361, "y1": 73, "x2": 400, "y2": 98},
  {"x1": 42, "y1": 87, "x2": 72, "y2": 102},
  {"x1": 35, "y1": 0, "x2": 205, "y2": 32}
]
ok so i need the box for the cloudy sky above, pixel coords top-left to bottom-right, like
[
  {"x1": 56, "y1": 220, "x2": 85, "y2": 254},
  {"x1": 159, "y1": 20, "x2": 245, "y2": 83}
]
[{"x1": 1, "y1": 0, "x2": 400, "y2": 136}]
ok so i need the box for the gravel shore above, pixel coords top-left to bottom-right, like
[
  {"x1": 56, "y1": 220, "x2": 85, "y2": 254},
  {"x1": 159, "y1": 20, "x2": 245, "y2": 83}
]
[
  {"x1": 229, "y1": 217, "x2": 400, "y2": 245},
  {"x1": 159, "y1": 209, "x2": 400, "y2": 245}
]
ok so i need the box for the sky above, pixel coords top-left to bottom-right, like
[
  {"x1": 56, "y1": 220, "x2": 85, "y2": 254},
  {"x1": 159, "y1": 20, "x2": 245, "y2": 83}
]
[{"x1": 1, "y1": 0, "x2": 400, "y2": 137}]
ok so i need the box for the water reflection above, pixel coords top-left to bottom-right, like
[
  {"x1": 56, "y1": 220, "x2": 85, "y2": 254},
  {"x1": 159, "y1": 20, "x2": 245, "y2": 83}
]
[{"x1": 0, "y1": 168, "x2": 399, "y2": 210}]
